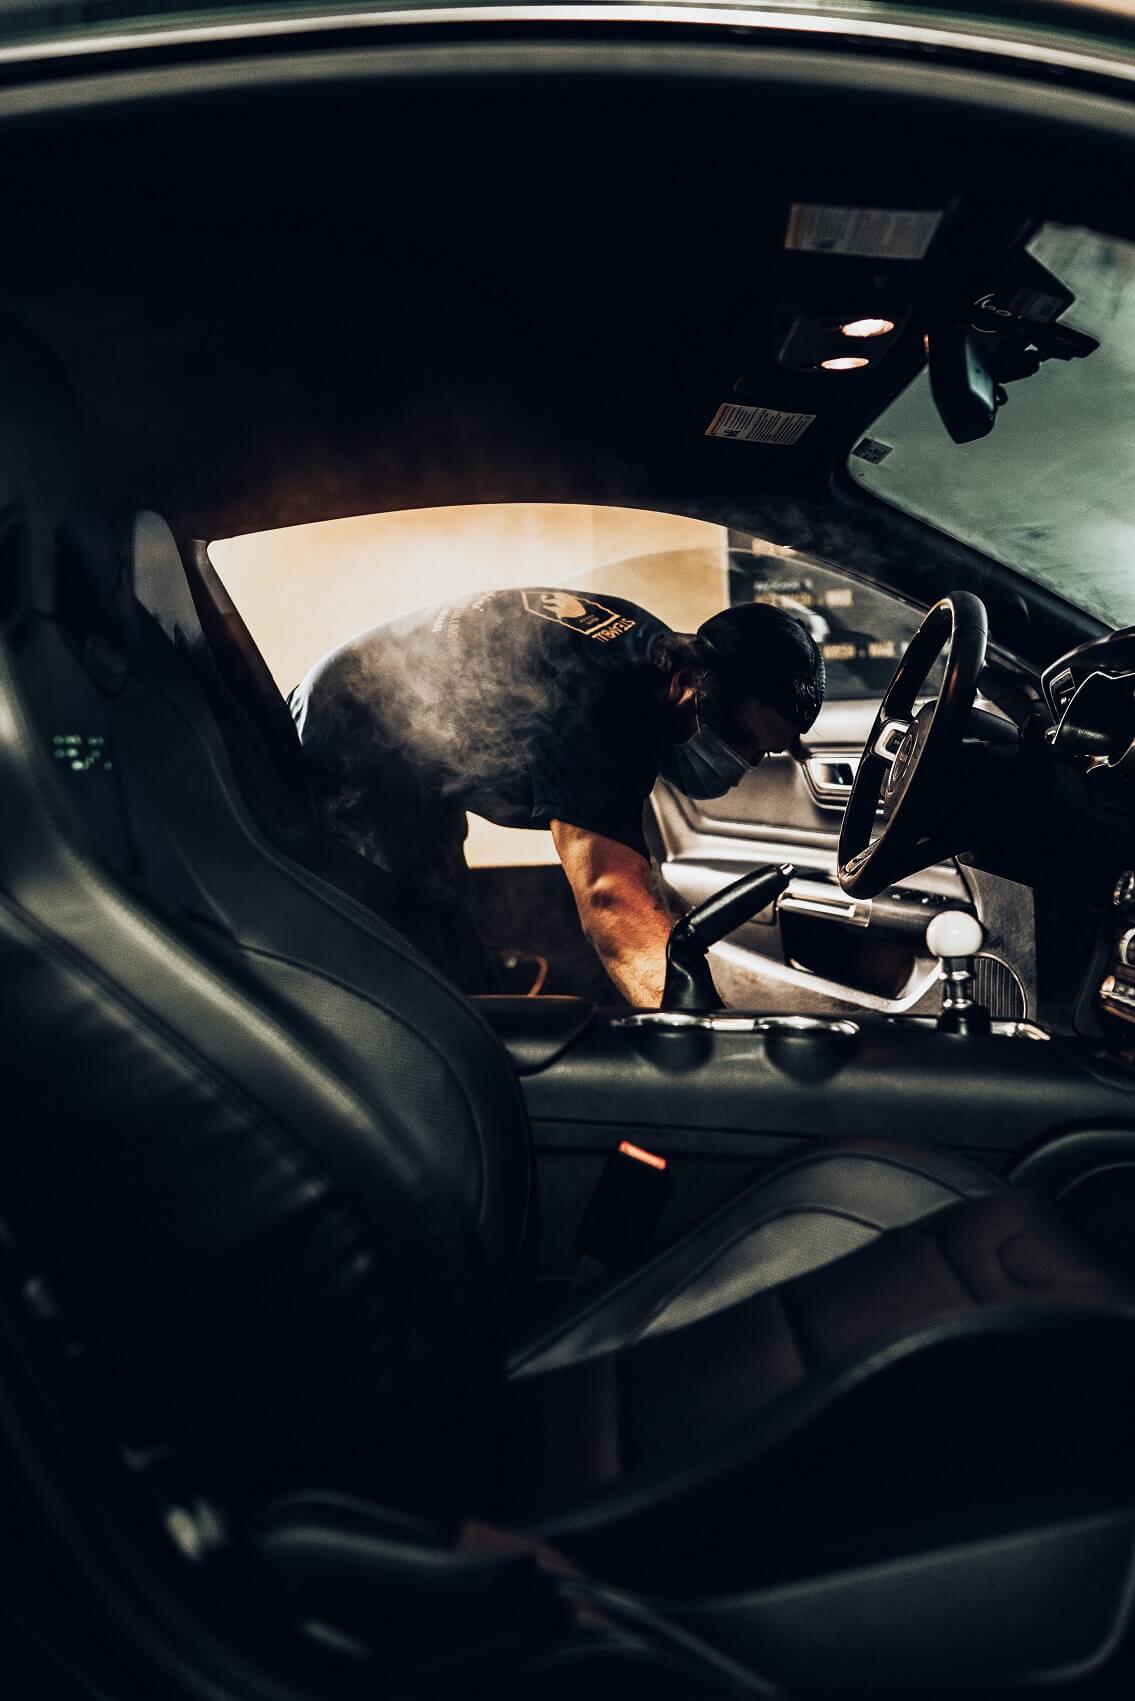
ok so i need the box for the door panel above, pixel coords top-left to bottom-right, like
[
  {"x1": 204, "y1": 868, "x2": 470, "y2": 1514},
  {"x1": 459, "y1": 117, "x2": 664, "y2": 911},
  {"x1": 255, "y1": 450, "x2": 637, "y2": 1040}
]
[
  {"x1": 644, "y1": 541, "x2": 1010, "y2": 1015},
  {"x1": 650, "y1": 698, "x2": 972, "y2": 1015}
]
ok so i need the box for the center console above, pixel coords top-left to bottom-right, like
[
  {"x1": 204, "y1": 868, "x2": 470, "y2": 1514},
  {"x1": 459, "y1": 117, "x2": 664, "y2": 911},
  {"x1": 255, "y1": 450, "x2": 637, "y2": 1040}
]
[
  {"x1": 1096, "y1": 869, "x2": 1135, "y2": 1027},
  {"x1": 477, "y1": 995, "x2": 1135, "y2": 1161},
  {"x1": 475, "y1": 871, "x2": 1135, "y2": 1277}
]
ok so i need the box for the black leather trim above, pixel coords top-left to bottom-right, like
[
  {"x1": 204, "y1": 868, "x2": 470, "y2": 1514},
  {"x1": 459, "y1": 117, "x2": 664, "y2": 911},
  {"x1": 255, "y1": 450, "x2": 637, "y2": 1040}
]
[
  {"x1": 510, "y1": 1140, "x2": 1003, "y2": 1375},
  {"x1": 1008, "y1": 1125, "x2": 1135, "y2": 1196},
  {"x1": 0, "y1": 628, "x2": 502, "y2": 1506},
  {"x1": 112, "y1": 600, "x2": 536, "y2": 1293},
  {"x1": 235, "y1": 939, "x2": 495, "y2": 1220},
  {"x1": 532, "y1": 1301, "x2": 1135, "y2": 1560}
]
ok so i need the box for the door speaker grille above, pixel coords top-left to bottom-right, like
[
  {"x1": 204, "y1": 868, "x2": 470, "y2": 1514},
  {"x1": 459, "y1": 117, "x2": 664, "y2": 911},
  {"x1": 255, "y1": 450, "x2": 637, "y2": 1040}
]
[{"x1": 974, "y1": 954, "x2": 1026, "y2": 1021}]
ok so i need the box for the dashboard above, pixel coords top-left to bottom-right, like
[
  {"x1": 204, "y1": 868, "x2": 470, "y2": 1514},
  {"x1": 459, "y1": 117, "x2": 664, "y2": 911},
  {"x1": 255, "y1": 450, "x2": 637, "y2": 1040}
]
[
  {"x1": 1039, "y1": 629, "x2": 1135, "y2": 1039},
  {"x1": 1042, "y1": 626, "x2": 1135, "y2": 768}
]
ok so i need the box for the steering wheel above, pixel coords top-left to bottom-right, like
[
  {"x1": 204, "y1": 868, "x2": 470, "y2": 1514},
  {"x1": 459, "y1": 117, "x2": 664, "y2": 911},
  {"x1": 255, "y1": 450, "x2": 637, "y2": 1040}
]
[{"x1": 837, "y1": 592, "x2": 988, "y2": 899}]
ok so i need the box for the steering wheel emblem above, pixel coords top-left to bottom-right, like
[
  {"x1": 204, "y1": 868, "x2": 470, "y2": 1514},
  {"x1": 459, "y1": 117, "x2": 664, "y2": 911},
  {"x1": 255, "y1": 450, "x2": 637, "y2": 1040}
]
[{"x1": 886, "y1": 727, "x2": 918, "y2": 792}]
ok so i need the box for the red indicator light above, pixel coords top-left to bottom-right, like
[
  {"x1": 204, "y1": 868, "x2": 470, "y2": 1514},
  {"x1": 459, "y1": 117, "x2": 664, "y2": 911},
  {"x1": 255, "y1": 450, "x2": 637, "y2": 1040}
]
[{"x1": 618, "y1": 1140, "x2": 668, "y2": 1171}]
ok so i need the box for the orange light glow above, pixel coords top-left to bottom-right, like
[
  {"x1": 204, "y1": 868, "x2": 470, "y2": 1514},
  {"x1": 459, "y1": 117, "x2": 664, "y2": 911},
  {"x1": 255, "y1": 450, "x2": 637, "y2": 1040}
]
[
  {"x1": 820, "y1": 356, "x2": 870, "y2": 371},
  {"x1": 619, "y1": 1140, "x2": 668, "y2": 1171},
  {"x1": 839, "y1": 317, "x2": 895, "y2": 339}
]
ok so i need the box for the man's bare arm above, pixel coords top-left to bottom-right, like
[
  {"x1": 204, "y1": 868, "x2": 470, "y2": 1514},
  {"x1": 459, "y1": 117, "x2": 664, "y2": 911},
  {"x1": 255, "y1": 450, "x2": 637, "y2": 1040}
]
[{"x1": 550, "y1": 820, "x2": 673, "y2": 1007}]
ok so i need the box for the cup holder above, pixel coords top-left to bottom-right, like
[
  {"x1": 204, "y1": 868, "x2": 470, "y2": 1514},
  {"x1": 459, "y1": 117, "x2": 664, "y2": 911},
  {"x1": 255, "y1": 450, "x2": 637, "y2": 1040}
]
[{"x1": 613, "y1": 1013, "x2": 860, "y2": 1036}]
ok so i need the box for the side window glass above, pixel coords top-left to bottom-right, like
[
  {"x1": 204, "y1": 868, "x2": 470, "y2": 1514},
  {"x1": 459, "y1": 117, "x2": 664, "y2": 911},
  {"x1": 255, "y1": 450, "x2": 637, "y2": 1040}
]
[{"x1": 726, "y1": 535, "x2": 941, "y2": 702}]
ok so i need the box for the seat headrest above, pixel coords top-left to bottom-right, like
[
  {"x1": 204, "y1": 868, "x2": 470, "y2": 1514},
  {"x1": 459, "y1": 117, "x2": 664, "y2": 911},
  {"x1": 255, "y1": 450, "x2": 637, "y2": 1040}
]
[{"x1": 132, "y1": 510, "x2": 205, "y2": 650}]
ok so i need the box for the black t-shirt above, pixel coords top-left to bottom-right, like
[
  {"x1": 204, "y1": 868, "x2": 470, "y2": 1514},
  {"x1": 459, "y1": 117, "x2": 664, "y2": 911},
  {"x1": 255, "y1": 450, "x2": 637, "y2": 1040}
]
[{"x1": 289, "y1": 588, "x2": 671, "y2": 857}]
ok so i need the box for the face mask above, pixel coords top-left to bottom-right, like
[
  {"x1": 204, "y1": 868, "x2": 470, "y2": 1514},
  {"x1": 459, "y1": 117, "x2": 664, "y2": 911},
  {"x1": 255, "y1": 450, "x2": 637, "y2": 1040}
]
[{"x1": 658, "y1": 711, "x2": 754, "y2": 800}]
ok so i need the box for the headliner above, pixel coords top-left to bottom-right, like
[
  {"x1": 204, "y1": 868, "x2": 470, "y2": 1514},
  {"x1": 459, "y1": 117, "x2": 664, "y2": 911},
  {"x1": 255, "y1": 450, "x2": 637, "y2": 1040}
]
[{"x1": 1, "y1": 32, "x2": 1131, "y2": 658}]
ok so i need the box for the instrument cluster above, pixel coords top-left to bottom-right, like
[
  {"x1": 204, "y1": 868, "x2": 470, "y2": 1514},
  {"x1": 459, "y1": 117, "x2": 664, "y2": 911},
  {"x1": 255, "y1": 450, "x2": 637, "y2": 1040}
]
[{"x1": 1042, "y1": 627, "x2": 1135, "y2": 770}]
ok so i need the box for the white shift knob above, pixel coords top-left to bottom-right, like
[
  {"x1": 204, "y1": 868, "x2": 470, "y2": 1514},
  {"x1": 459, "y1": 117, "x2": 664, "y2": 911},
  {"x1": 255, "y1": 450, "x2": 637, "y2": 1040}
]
[{"x1": 926, "y1": 910, "x2": 984, "y2": 959}]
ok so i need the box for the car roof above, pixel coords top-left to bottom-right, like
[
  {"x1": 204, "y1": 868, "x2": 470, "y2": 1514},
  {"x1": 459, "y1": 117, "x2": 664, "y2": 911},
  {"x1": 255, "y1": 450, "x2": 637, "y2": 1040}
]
[{"x1": 1, "y1": 6, "x2": 1131, "y2": 661}]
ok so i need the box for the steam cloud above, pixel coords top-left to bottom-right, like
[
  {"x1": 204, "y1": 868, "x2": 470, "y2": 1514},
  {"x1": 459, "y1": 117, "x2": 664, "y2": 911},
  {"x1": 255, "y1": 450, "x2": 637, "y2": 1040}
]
[
  {"x1": 289, "y1": 500, "x2": 909, "y2": 876},
  {"x1": 292, "y1": 589, "x2": 627, "y2": 872}
]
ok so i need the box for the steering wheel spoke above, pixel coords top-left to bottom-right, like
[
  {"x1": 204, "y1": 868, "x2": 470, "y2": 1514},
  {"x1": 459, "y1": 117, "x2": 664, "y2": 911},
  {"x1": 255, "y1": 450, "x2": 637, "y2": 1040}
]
[
  {"x1": 873, "y1": 718, "x2": 913, "y2": 763},
  {"x1": 837, "y1": 594, "x2": 988, "y2": 898}
]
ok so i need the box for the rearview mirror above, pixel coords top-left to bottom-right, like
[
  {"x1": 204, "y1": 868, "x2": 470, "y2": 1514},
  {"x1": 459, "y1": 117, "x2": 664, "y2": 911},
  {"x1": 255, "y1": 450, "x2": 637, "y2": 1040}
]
[
  {"x1": 927, "y1": 250, "x2": 1098, "y2": 445},
  {"x1": 928, "y1": 324, "x2": 1000, "y2": 444}
]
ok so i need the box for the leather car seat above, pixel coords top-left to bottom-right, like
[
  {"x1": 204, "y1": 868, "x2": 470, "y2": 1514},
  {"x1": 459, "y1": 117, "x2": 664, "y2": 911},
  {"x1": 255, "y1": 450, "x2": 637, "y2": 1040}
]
[{"x1": 4, "y1": 318, "x2": 1135, "y2": 1693}]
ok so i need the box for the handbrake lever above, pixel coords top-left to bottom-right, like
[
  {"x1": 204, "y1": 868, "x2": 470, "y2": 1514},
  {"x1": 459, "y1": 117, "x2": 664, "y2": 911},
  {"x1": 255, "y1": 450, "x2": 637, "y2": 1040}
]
[{"x1": 662, "y1": 862, "x2": 795, "y2": 1012}]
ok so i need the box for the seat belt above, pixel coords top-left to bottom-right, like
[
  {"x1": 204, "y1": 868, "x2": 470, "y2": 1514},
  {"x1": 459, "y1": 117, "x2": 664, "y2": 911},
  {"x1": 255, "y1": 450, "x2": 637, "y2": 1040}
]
[{"x1": 575, "y1": 1139, "x2": 670, "y2": 1271}]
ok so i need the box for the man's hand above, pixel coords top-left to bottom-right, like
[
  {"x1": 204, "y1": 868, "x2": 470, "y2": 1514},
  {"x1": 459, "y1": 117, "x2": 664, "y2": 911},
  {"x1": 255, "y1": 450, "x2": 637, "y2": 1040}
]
[{"x1": 550, "y1": 820, "x2": 673, "y2": 1007}]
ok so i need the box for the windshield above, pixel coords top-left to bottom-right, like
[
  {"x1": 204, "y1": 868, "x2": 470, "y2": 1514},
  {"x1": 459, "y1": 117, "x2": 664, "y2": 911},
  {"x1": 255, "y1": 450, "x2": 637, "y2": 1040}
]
[{"x1": 849, "y1": 222, "x2": 1135, "y2": 629}]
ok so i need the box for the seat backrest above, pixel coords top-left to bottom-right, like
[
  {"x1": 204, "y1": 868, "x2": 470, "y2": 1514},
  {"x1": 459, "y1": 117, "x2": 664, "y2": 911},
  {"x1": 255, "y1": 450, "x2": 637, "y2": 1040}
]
[
  {"x1": 0, "y1": 320, "x2": 506, "y2": 1511},
  {"x1": 133, "y1": 513, "x2": 408, "y2": 923},
  {"x1": 131, "y1": 510, "x2": 535, "y2": 1293},
  {"x1": 134, "y1": 519, "x2": 318, "y2": 841},
  {"x1": 132, "y1": 508, "x2": 537, "y2": 1285}
]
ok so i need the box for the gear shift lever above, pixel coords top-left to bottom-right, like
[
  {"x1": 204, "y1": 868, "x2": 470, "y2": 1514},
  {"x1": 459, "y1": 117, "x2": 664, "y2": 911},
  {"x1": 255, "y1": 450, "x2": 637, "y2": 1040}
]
[
  {"x1": 663, "y1": 863, "x2": 794, "y2": 1012},
  {"x1": 925, "y1": 910, "x2": 991, "y2": 1035}
]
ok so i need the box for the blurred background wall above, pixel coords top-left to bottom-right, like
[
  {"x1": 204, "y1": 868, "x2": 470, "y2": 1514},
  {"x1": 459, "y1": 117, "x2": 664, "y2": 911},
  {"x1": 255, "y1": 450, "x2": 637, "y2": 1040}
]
[{"x1": 211, "y1": 503, "x2": 728, "y2": 864}]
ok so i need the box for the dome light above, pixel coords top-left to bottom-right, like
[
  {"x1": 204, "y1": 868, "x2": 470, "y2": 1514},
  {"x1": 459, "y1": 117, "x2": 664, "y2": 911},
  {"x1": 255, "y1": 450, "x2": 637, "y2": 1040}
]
[
  {"x1": 820, "y1": 356, "x2": 870, "y2": 371},
  {"x1": 839, "y1": 317, "x2": 895, "y2": 339}
]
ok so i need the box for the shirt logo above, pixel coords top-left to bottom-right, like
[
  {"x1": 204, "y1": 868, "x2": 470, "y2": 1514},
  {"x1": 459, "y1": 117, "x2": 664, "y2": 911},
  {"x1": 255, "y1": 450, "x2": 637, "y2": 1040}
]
[{"x1": 521, "y1": 590, "x2": 636, "y2": 643}]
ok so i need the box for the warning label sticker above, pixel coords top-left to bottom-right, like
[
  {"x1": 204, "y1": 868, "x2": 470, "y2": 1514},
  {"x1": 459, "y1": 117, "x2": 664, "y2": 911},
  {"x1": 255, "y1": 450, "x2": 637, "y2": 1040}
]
[
  {"x1": 785, "y1": 205, "x2": 942, "y2": 262},
  {"x1": 705, "y1": 403, "x2": 815, "y2": 446},
  {"x1": 851, "y1": 436, "x2": 894, "y2": 466}
]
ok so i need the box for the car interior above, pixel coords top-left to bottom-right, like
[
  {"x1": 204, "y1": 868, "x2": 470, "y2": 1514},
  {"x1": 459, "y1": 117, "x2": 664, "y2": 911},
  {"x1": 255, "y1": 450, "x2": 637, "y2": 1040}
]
[{"x1": 5, "y1": 6, "x2": 1135, "y2": 1697}]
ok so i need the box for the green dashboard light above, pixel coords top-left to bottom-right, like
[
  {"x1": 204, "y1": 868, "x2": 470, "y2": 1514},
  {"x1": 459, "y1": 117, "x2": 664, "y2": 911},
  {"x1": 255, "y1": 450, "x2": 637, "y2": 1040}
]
[{"x1": 51, "y1": 732, "x2": 112, "y2": 774}]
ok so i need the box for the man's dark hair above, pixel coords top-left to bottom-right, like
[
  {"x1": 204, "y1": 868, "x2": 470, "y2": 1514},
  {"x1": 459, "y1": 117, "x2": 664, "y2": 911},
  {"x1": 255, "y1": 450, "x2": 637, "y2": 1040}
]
[
  {"x1": 694, "y1": 602, "x2": 825, "y2": 732},
  {"x1": 660, "y1": 602, "x2": 825, "y2": 733}
]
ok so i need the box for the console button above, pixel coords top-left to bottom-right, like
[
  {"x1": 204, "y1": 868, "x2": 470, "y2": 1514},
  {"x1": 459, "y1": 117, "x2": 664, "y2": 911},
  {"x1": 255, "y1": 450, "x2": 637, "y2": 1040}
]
[
  {"x1": 1113, "y1": 871, "x2": 1135, "y2": 909},
  {"x1": 1101, "y1": 973, "x2": 1135, "y2": 1014}
]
